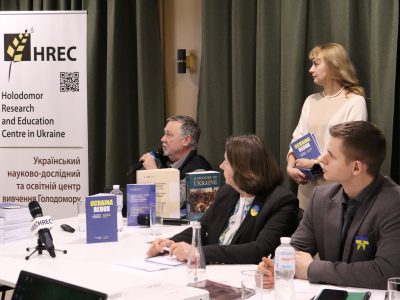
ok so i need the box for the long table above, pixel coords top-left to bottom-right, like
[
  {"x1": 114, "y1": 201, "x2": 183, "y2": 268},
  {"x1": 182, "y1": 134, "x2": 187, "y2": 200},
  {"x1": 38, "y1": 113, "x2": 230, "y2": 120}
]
[{"x1": 0, "y1": 217, "x2": 386, "y2": 299}]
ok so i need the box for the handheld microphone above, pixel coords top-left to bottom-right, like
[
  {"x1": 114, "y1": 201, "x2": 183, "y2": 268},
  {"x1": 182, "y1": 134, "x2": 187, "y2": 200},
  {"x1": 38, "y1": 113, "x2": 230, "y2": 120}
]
[
  {"x1": 126, "y1": 148, "x2": 164, "y2": 176},
  {"x1": 28, "y1": 201, "x2": 56, "y2": 258}
]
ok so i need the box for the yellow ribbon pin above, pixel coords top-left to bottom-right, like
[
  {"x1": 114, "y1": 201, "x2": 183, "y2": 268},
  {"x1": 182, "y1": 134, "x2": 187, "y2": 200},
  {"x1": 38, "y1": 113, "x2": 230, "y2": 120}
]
[{"x1": 355, "y1": 239, "x2": 369, "y2": 251}]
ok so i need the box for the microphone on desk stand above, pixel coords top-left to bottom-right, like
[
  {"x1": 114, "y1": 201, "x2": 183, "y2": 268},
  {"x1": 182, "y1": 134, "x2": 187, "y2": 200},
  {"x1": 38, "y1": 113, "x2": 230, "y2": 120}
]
[
  {"x1": 25, "y1": 200, "x2": 68, "y2": 260},
  {"x1": 126, "y1": 148, "x2": 164, "y2": 176}
]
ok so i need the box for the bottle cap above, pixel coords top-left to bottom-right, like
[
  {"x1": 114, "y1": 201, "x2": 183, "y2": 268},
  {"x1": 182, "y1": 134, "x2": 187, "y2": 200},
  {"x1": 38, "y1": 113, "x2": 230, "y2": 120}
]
[
  {"x1": 113, "y1": 184, "x2": 120, "y2": 189},
  {"x1": 280, "y1": 237, "x2": 291, "y2": 244},
  {"x1": 191, "y1": 221, "x2": 201, "y2": 229}
]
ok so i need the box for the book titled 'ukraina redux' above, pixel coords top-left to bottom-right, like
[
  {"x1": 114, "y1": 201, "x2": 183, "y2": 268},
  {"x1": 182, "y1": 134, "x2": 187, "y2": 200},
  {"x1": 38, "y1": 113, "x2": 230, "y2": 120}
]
[
  {"x1": 85, "y1": 194, "x2": 117, "y2": 244},
  {"x1": 186, "y1": 171, "x2": 221, "y2": 221},
  {"x1": 290, "y1": 132, "x2": 322, "y2": 181},
  {"x1": 290, "y1": 132, "x2": 321, "y2": 159}
]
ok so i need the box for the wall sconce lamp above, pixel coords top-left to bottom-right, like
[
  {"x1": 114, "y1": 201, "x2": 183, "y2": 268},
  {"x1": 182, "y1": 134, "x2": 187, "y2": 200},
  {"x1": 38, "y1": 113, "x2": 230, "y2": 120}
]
[{"x1": 177, "y1": 49, "x2": 195, "y2": 73}]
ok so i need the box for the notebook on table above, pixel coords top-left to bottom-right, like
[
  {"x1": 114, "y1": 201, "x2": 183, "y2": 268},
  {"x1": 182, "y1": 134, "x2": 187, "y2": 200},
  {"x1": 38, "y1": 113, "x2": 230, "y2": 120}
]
[{"x1": 11, "y1": 270, "x2": 107, "y2": 300}]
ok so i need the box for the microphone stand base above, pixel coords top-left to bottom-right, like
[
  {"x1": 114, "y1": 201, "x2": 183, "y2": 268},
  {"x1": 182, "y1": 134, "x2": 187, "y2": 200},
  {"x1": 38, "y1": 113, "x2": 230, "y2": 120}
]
[{"x1": 25, "y1": 237, "x2": 67, "y2": 260}]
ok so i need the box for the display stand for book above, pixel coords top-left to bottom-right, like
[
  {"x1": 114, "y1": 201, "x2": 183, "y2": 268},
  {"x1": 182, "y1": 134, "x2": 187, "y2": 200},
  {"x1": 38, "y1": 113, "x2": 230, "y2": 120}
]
[{"x1": 25, "y1": 237, "x2": 67, "y2": 260}]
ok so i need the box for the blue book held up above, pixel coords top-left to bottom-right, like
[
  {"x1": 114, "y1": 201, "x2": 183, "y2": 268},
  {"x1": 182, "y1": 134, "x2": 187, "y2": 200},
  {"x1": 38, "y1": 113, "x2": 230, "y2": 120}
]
[
  {"x1": 85, "y1": 194, "x2": 118, "y2": 244},
  {"x1": 290, "y1": 133, "x2": 323, "y2": 181},
  {"x1": 290, "y1": 132, "x2": 321, "y2": 159},
  {"x1": 126, "y1": 184, "x2": 156, "y2": 226}
]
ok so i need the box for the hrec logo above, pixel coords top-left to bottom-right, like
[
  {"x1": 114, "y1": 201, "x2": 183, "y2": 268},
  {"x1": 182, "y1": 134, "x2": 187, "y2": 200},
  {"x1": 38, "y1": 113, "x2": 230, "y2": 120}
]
[
  {"x1": 3, "y1": 28, "x2": 77, "y2": 81},
  {"x1": 3, "y1": 29, "x2": 32, "y2": 81},
  {"x1": 4, "y1": 30, "x2": 32, "y2": 62}
]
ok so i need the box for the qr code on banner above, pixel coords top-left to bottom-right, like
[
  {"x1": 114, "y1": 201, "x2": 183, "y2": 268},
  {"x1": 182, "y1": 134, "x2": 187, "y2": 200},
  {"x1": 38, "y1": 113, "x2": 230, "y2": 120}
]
[{"x1": 60, "y1": 72, "x2": 79, "y2": 92}]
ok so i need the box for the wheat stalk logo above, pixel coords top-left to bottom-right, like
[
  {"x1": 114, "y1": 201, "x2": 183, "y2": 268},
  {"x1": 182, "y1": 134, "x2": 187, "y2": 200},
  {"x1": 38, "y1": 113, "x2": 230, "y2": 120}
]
[{"x1": 5, "y1": 28, "x2": 32, "y2": 81}]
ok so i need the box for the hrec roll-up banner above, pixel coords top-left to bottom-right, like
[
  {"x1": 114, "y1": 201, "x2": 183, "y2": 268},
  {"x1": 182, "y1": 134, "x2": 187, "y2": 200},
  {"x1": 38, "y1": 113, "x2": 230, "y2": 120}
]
[{"x1": 0, "y1": 11, "x2": 88, "y2": 219}]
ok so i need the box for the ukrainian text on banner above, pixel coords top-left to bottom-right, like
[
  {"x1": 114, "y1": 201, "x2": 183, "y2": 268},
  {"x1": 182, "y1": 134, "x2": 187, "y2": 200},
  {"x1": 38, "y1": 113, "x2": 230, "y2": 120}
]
[{"x1": 0, "y1": 11, "x2": 88, "y2": 219}]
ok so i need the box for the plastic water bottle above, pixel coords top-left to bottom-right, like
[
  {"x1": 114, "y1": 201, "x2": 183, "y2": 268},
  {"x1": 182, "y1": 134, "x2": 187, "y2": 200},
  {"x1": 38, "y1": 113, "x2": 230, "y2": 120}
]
[
  {"x1": 110, "y1": 185, "x2": 123, "y2": 232},
  {"x1": 187, "y1": 221, "x2": 206, "y2": 285},
  {"x1": 274, "y1": 237, "x2": 295, "y2": 300},
  {"x1": 77, "y1": 198, "x2": 86, "y2": 232}
]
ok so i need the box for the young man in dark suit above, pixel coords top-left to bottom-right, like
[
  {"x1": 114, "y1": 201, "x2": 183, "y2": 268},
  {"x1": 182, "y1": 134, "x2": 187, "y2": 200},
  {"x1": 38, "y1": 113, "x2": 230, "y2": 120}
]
[{"x1": 259, "y1": 121, "x2": 400, "y2": 289}]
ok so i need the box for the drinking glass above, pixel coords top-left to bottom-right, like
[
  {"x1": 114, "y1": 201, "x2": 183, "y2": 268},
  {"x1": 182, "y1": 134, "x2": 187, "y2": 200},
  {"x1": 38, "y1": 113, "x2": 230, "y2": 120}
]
[
  {"x1": 388, "y1": 277, "x2": 400, "y2": 300},
  {"x1": 241, "y1": 270, "x2": 263, "y2": 299},
  {"x1": 149, "y1": 203, "x2": 163, "y2": 236}
]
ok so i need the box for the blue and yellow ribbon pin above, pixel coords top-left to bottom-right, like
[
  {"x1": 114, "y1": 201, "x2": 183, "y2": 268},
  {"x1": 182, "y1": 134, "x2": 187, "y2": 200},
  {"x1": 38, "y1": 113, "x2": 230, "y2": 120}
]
[
  {"x1": 354, "y1": 235, "x2": 369, "y2": 251},
  {"x1": 250, "y1": 205, "x2": 260, "y2": 217}
]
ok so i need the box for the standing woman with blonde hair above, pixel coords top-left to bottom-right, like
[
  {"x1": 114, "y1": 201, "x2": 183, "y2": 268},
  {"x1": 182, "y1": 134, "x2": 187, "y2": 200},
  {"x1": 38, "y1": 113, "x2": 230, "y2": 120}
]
[{"x1": 287, "y1": 43, "x2": 367, "y2": 209}]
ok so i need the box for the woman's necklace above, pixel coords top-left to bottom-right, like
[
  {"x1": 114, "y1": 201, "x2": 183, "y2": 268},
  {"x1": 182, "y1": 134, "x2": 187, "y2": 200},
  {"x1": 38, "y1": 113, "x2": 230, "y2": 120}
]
[{"x1": 322, "y1": 86, "x2": 344, "y2": 98}]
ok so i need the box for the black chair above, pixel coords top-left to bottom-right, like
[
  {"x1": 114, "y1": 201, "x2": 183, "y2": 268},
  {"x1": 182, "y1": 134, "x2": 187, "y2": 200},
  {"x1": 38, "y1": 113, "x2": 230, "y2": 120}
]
[{"x1": 0, "y1": 285, "x2": 13, "y2": 300}]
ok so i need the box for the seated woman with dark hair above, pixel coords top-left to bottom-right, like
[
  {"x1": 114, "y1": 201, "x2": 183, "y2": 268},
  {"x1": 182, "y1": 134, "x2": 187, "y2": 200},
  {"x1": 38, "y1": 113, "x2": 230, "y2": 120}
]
[{"x1": 146, "y1": 134, "x2": 299, "y2": 264}]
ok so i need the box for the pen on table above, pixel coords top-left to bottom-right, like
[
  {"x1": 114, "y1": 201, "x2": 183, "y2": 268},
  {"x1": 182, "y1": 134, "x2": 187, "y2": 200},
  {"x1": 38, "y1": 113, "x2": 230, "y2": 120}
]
[
  {"x1": 267, "y1": 254, "x2": 272, "y2": 263},
  {"x1": 264, "y1": 254, "x2": 272, "y2": 270}
]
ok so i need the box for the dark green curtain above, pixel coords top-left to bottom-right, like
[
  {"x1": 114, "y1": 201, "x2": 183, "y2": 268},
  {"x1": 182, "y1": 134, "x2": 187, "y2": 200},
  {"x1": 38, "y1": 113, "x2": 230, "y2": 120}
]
[
  {"x1": 391, "y1": 3, "x2": 400, "y2": 183},
  {"x1": 0, "y1": 0, "x2": 165, "y2": 194},
  {"x1": 198, "y1": 0, "x2": 399, "y2": 187}
]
